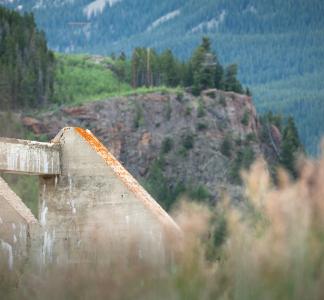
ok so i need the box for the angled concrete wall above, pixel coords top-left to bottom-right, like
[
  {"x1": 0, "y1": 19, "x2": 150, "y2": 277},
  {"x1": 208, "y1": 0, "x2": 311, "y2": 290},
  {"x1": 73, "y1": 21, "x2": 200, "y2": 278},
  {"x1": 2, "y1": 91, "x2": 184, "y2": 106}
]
[
  {"x1": 0, "y1": 177, "x2": 38, "y2": 270},
  {"x1": 0, "y1": 128, "x2": 180, "y2": 269},
  {"x1": 39, "y1": 127, "x2": 180, "y2": 266}
]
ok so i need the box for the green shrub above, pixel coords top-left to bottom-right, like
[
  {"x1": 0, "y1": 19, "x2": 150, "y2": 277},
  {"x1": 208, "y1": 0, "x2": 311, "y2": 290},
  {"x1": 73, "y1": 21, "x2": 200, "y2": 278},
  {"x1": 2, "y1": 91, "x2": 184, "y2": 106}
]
[
  {"x1": 145, "y1": 157, "x2": 185, "y2": 210},
  {"x1": 188, "y1": 185, "x2": 211, "y2": 202},
  {"x1": 229, "y1": 146, "x2": 255, "y2": 184},
  {"x1": 197, "y1": 99, "x2": 206, "y2": 118},
  {"x1": 197, "y1": 122, "x2": 208, "y2": 131},
  {"x1": 242, "y1": 146, "x2": 255, "y2": 169},
  {"x1": 185, "y1": 105, "x2": 192, "y2": 116},
  {"x1": 206, "y1": 91, "x2": 216, "y2": 99},
  {"x1": 177, "y1": 147, "x2": 188, "y2": 158},
  {"x1": 182, "y1": 133, "x2": 194, "y2": 150},
  {"x1": 133, "y1": 104, "x2": 144, "y2": 129},
  {"x1": 246, "y1": 133, "x2": 257, "y2": 143},
  {"x1": 161, "y1": 137, "x2": 174, "y2": 154},
  {"x1": 220, "y1": 135, "x2": 232, "y2": 157},
  {"x1": 235, "y1": 138, "x2": 242, "y2": 146},
  {"x1": 176, "y1": 92, "x2": 184, "y2": 102},
  {"x1": 164, "y1": 101, "x2": 172, "y2": 120},
  {"x1": 241, "y1": 110, "x2": 250, "y2": 126}
]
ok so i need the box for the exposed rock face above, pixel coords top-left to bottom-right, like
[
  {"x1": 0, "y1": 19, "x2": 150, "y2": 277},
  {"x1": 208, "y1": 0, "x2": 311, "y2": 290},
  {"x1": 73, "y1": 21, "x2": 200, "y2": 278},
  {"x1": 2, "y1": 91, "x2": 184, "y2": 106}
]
[{"x1": 23, "y1": 90, "x2": 270, "y2": 206}]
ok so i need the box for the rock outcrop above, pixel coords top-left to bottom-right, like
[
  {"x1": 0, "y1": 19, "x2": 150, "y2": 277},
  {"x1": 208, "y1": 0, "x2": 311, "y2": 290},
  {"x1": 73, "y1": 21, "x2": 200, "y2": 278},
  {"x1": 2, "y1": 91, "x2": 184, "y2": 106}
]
[{"x1": 22, "y1": 90, "x2": 273, "y2": 206}]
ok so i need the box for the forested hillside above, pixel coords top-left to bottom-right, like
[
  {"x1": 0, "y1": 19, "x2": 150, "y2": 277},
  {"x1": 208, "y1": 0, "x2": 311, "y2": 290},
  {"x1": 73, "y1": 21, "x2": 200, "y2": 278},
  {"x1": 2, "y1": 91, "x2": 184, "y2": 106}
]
[
  {"x1": 2, "y1": 0, "x2": 323, "y2": 154},
  {"x1": 0, "y1": 6, "x2": 55, "y2": 109},
  {"x1": 0, "y1": 4, "x2": 303, "y2": 216}
]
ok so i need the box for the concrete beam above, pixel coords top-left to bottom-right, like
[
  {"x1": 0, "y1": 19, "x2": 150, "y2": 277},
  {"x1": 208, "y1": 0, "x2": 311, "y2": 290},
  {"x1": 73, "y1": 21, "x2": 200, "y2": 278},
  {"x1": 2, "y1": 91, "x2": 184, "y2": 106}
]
[{"x1": 0, "y1": 138, "x2": 60, "y2": 175}]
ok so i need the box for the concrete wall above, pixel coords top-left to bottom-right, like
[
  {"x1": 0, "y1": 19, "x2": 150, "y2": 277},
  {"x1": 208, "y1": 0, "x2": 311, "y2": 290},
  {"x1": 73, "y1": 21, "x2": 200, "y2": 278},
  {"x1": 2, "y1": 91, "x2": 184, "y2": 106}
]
[
  {"x1": 39, "y1": 128, "x2": 180, "y2": 266},
  {"x1": 0, "y1": 127, "x2": 180, "y2": 269},
  {"x1": 0, "y1": 138, "x2": 60, "y2": 175},
  {"x1": 0, "y1": 177, "x2": 37, "y2": 270}
]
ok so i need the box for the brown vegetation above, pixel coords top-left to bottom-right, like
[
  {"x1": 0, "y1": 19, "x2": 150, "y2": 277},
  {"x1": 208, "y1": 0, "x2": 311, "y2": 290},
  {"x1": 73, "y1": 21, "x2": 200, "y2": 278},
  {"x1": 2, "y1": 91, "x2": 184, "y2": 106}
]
[{"x1": 2, "y1": 153, "x2": 324, "y2": 299}]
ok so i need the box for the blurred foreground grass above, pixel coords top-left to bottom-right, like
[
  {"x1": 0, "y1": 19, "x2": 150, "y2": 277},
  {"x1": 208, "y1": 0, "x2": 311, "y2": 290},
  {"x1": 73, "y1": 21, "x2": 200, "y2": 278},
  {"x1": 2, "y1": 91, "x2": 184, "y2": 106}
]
[{"x1": 2, "y1": 153, "x2": 324, "y2": 299}]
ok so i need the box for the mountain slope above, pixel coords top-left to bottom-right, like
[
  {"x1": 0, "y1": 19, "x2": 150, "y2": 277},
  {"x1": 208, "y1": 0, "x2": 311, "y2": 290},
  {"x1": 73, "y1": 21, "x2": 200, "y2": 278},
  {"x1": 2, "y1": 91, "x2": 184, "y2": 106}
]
[
  {"x1": 1, "y1": 0, "x2": 324, "y2": 154},
  {"x1": 21, "y1": 90, "x2": 283, "y2": 209}
]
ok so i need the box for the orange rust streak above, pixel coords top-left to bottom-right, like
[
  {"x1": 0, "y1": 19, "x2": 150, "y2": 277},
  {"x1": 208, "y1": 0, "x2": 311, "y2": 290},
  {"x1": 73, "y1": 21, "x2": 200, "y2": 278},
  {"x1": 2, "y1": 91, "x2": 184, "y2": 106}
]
[{"x1": 74, "y1": 128, "x2": 180, "y2": 232}]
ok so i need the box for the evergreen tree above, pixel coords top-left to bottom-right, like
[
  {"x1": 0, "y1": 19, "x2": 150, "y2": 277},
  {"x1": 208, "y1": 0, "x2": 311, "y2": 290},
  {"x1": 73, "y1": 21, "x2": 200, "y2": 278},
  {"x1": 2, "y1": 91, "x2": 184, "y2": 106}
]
[
  {"x1": 190, "y1": 37, "x2": 222, "y2": 95},
  {"x1": 160, "y1": 49, "x2": 179, "y2": 87},
  {"x1": 223, "y1": 64, "x2": 243, "y2": 93},
  {"x1": 280, "y1": 117, "x2": 302, "y2": 178},
  {"x1": 0, "y1": 6, "x2": 55, "y2": 109}
]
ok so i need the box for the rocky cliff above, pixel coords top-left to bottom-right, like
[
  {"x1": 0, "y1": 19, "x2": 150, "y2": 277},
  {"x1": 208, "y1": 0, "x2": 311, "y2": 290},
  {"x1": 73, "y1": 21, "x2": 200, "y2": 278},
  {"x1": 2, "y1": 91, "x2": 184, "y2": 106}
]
[{"x1": 22, "y1": 89, "x2": 276, "y2": 208}]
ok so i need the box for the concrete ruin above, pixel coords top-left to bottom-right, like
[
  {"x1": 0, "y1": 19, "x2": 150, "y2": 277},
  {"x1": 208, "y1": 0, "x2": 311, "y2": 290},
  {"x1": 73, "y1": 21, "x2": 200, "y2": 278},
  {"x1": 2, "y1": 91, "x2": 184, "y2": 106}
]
[{"x1": 0, "y1": 128, "x2": 180, "y2": 270}]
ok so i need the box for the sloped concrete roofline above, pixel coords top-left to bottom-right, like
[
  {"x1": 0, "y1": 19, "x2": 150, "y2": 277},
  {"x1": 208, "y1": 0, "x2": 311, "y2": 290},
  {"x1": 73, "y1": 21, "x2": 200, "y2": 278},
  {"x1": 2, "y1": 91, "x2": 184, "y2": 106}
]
[{"x1": 53, "y1": 127, "x2": 181, "y2": 233}]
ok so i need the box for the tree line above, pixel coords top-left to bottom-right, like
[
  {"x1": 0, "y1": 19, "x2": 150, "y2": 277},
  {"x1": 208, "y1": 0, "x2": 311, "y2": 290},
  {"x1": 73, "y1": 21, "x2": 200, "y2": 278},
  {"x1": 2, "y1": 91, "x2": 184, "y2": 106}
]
[
  {"x1": 127, "y1": 37, "x2": 245, "y2": 95},
  {"x1": 0, "y1": 6, "x2": 55, "y2": 109}
]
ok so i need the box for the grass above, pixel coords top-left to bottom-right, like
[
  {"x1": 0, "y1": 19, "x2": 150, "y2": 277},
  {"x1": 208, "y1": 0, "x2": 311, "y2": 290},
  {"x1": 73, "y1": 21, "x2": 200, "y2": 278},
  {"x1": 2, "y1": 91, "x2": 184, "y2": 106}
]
[
  {"x1": 53, "y1": 53, "x2": 132, "y2": 105},
  {"x1": 3, "y1": 154, "x2": 324, "y2": 299},
  {"x1": 53, "y1": 53, "x2": 183, "y2": 106}
]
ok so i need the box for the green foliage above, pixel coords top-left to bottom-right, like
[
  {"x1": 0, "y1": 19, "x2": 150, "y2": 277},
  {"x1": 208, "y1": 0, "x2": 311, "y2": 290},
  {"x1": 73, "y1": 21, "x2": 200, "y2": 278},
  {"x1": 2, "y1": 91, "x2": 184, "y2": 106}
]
[
  {"x1": 197, "y1": 122, "x2": 208, "y2": 131},
  {"x1": 0, "y1": 6, "x2": 55, "y2": 109},
  {"x1": 164, "y1": 100, "x2": 172, "y2": 121},
  {"x1": 260, "y1": 112, "x2": 302, "y2": 178},
  {"x1": 0, "y1": 112, "x2": 40, "y2": 215},
  {"x1": 176, "y1": 91, "x2": 184, "y2": 102},
  {"x1": 241, "y1": 110, "x2": 250, "y2": 126},
  {"x1": 191, "y1": 37, "x2": 224, "y2": 95},
  {"x1": 3, "y1": 0, "x2": 324, "y2": 154},
  {"x1": 145, "y1": 156, "x2": 185, "y2": 210},
  {"x1": 185, "y1": 105, "x2": 192, "y2": 116},
  {"x1": 182, "y1": 133, "x2": 195, "y2": 150},
  {"x1": 133, "y1": 103, "x2": 145, "y2": 129},
  {"x1": 229, "y1": 146, "x2": 255, "y2": 184},
  {"x1": 220, "y1": 135, "x2": 233, "y2": 157},
  {"x1": 223, "y1": 64, "x2": 243, "y2": 94},
  {"x1": 145, "y1": 155, "x2": 211, "y2": 210},
  {"x1": 197, "y1": 98, "x2": 206, "y2": 118},
  {"x1": 246, "y1": 133, "x2": 257, "y2": 143},
  {"x1": 206, "y1": 91, "x2": 216, "y2": 99},
  {"x1": 254, "y1": 72, "x2": 324, "y2": 155},
  {"x1": 188, "y1": 185, "x2": 211, "y2": 202},
  {"x1": 53, "y1": 54, "x2": 132, "y2": 105},
  {"x1": 130, "y1": 37, "x2": 241, "y2": 97},
  {"x1": 245, "y1": 87, "x2": 252, "y2": 96},
  {"x1": 279, "y1": 117, "x2": 303, "y2": 178},
  {"x1": 1, "y1": 174, "x2": 38, "y2": 216},
  {"x1": 161, "y1": 137, "x2": 174, "y2": 154},
  {"x1": 131, "y1": 47, "x2": 182, "y2": 88}
]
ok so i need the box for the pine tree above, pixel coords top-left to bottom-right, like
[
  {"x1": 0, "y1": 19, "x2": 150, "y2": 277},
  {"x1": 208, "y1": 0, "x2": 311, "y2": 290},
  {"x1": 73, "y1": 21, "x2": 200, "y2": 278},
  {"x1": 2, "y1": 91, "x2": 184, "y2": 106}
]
[
  {"x1": 223, "y1": 64, "x2": 243, "y2": 93},
  {"x1": 191, "y1": 37, "x2": 213, "y2": 94},
  {"x1": 131, "y1": 48, "x2": 140, "y2": 88},
  {"x1": 160, "y1": 49, "x2": 179, "y2": 87},
  {"x1": 190, "y1": 37, "x2": 222, "y2": 95},
  {"x1": 0, "y1": 6, "x2": 54, "y2": 109},
  {"x1": 280, "y1": 117, "x2": 302, "y2": 178}
]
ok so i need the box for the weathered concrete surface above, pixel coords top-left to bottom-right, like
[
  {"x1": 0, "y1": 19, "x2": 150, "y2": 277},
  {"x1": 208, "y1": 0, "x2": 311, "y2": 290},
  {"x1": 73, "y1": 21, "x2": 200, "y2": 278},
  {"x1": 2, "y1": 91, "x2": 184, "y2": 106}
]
[
  {"x1": 38, "y1": 127, "x2": 180, "y2": 266},
  {"x1": 0, "y1": 138, "x2": 60, "y2": 175},
  {"x1": 0, "y1": 177, "x2": 38, "y2": 270},
  {"x1": 0, "y1": 128, "x2": 180, "y2": 269}
]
